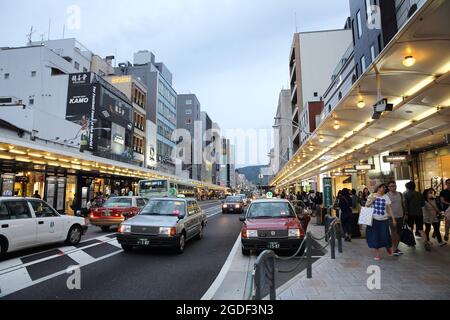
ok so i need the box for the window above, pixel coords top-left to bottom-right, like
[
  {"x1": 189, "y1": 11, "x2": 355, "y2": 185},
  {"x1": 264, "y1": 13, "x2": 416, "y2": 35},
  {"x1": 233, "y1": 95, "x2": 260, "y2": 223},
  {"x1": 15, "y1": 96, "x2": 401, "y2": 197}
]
[
  {"x1": 1, "y1": 201, "x2": 32, "y2": 220},
  {"x1": 136, "y1": 198, "x2": 146, "y2": 208},
  {"x1": 29, "y1": 98, "x2": 34, "y2": 105},
  {"x1": 74, "y1": 61, "x2": 80, "y2": 70},
  {"x1": 31, "y1": 71, "x2": 37, "y2": 77},
  {"x1": 356, "y1": 10, "x2": 363, "y2": 38},
  {"x1": 83, "y1": 67, "x2": 88, "y2": 72},
  {"x1": 360, "y1": 56, "x2": 367, "y2": 73},
  {"x1": 370, "y1": 45, "x2": 376, "y2": 62},
  {"x1": 30, "y1": 200, "x2": 58, "y2": 218},
  {"x1": 4, "y1": 73, "x2": 10, "y2": 79},
  {"x1": 186, "y1": 109, "x2": 192, "y2": 115},
  {"x1": 313, "y1": 92, "x2": 318, "y2": 98},
  {"x1": 186, "y1": 118, "x2": 192, "y2": 125},
  {"x1": 186, "y1": 100, "x2": 193, "y2": 105}
]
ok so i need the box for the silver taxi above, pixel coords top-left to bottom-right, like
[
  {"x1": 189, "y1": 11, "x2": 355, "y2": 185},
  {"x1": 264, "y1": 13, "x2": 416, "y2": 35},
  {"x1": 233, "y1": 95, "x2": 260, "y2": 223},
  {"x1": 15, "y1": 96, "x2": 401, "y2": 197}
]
[{"x1": 117, "y1": 198, "x2": 207, "y2": 254}]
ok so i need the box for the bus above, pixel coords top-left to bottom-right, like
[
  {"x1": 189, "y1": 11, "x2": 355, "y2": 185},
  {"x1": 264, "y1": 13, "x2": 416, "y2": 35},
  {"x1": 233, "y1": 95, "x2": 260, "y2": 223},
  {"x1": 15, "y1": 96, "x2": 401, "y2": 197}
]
[{"x1": 138, "y1": 179, "x2": 197, "y2": 199}]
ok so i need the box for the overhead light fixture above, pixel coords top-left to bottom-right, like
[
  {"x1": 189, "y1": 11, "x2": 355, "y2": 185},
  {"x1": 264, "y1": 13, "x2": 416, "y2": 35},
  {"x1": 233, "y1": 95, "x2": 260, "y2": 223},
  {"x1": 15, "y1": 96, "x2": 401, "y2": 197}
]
[
  {"x1": 309, "y1": 146, "x2": 314, "y2": 152},
  {"x1": 302, "y1": 154, "x2": 306, "y2": 158},
  {"x1": 357, "y1": 100, "x2": 366, "y2": 109},
  {"x1": 403, "y1": 55, "x2": 416, "y2": 67},
  {"x1": 333, "y1": 121, "x2": 340, "y2": 130},
  {"x1": 319, "y1": 136, "x2": 324, "y2": 142}
]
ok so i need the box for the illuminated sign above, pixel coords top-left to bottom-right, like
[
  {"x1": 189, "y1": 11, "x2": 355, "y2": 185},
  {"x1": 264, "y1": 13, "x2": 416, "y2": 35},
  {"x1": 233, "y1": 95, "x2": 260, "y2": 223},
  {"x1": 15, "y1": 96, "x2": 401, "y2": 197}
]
[
  {"x1": 111, "y1": 76, "x2": 132, "y2": 84},
  {"x1": 343, "y1": 168, "x2": 358, "y2": 174},
  {"x1": 354, "y1": 164, "x2": 375, "y2": 170},
  {"x1": 383, "y1": 155, "x2": 411, "y2": 163},
  {"x1": 113, "y1": 134, "x2": 125, "y2": 145}
]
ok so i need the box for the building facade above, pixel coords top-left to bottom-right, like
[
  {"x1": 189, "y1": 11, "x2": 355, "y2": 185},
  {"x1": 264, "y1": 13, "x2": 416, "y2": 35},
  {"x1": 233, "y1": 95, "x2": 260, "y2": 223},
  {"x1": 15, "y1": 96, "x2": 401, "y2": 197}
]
[{"x1": 115, "y1": 51, "x2": 177, "y2": 174}]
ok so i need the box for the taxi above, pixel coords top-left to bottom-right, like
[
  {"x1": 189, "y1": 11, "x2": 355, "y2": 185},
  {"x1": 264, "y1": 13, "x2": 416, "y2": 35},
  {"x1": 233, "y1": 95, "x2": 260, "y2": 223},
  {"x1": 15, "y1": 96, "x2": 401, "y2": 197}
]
[
  {"x1": 0, "y1": 198, "x2": 88, "y2": 258},
  {"x1": 240, "y1": 198, "x2": 306, "y2": 256},
  {"x1": 90, "y1": 196, "x2": 148, "y2": 232}
]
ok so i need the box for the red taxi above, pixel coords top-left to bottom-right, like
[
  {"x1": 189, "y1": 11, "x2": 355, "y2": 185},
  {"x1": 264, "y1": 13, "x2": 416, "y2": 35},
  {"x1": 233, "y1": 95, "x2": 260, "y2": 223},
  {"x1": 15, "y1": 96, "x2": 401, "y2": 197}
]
[
  {"x1": 240, "y1": 199, "x2": 306, "y2": 256},
  {"x1": 90, "y1": 196, "x2": 148, "y2": 232}
]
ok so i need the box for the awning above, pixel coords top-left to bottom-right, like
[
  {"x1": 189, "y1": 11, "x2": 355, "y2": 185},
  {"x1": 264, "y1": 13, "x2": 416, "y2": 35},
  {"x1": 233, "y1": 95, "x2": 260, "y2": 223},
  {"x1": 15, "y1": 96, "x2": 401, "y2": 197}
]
[
  {"x1": 273, "y1": 0, "x2": 450, "y2": 188},
  {"x1": 0, "y1": 133, "x2": 226, "y2": 192}
]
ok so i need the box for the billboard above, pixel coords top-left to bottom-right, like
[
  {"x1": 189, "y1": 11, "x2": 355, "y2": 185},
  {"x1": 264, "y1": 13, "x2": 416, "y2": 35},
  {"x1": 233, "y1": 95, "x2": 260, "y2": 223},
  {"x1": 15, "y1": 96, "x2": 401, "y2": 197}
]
[{"x1": 66, "y1": 73, "x2": 99, "y2": 152}]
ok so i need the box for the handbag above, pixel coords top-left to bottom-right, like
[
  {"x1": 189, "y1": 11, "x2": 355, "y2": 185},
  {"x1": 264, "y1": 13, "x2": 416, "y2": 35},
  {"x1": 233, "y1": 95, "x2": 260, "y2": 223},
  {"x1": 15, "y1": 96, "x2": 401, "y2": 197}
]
[
  {"x1": 358, "y1": 206, "x2": 374, "y2": 226},
  {"x1": 400, "y1": 221, "x2": 416, "y2": 247}
]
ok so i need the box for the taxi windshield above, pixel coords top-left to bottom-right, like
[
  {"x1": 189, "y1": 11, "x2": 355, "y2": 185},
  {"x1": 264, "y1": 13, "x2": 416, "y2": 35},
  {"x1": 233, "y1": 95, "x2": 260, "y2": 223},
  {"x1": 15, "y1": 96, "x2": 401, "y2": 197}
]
[
  {"x1": 226, "y1": 197, "x2": 241, "y2": 202},
  {"x1": 103, "y1": 198, "x2": 132, "y2": 208},
  {"x1": 247, "y1": 202, "x2": 295, "y2": 219},
  {"x1": 140, "y1": 200, "x2": 186, "y2": 216}
]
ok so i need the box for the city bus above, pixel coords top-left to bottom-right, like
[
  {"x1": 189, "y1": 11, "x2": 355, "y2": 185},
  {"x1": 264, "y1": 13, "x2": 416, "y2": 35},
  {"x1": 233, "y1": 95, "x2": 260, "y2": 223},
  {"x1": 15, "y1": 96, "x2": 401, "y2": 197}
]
[{"x1": 138, "y1": 179, "x2": 197, "y2": 199}]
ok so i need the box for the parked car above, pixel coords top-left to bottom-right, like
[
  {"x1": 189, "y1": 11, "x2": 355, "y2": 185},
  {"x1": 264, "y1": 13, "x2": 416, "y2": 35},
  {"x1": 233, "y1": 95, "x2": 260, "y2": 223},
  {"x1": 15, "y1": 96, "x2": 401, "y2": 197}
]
[
  {"x1": 117, "y1": 198, "x2": 207, "y2": 254},
  {"x1": 0, "y1": 198, "x2": 88, "y2": 258},
  {"x1": 238, "y1": 194, "x2": 248, "y2": 206},
  {"x1": 222, "y1": 196, "x2": 245, "y2": 214},
  {"x1": 90, "y1": 196, "x2": 148, "y2": 232},
  {"x1": 240, "y1": 199, "x2": 306, "y2": 256}
]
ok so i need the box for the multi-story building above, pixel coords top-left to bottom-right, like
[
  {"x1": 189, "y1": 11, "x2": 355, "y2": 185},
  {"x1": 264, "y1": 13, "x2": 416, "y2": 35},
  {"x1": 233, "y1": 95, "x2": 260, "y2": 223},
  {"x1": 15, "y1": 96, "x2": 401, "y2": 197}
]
[
  {"x1": 105, "y1": 75, "x2": 150, "y2": 168},
  {"x1": 201, "y1": 111, "x2": 214, "y2": 184},
  {"x1": 115, "y1": 51, "x2": 177, "y2": 174},
  {"x1": 176, "y1": 94, "x2": 202, "y2": 181},
  {"x1": 274, "y1": 89, "x2": 293, "y2": 170},
  {"x1": 212, "y1": 122, "x2": 222, "y2": 185},
  {"x1": 289, "y1": 28, "x2": 353, "y2": 151}
]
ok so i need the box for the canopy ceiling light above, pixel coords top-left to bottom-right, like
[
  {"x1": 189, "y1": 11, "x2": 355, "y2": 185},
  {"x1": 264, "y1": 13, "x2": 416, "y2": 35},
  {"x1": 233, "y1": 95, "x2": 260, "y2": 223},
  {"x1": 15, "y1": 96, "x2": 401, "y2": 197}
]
[
  {"x1": 333, "y1": 121, "x2": 340, "y2": 130},
  {"x1": 357, "y1": 100, "x2": 366, "y2": 109},
  {"x1": 403, "y1": 55, "x2": 416, "y2": 67}
]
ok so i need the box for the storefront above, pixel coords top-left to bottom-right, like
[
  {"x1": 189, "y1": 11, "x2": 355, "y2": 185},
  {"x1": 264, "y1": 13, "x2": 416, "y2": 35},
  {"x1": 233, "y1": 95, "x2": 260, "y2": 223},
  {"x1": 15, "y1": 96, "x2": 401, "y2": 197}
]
[{"x1": 415, "y1": 145, "x2": 450, "y2": 193}]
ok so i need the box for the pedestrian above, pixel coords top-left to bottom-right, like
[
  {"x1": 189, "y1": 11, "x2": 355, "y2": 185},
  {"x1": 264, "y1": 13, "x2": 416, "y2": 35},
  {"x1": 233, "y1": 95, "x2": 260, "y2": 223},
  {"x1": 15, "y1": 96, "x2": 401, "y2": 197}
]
[
  {"x1": 439, "y1": 179, "x2": 450, "y2": 242},
  {"x1": 308, "y1": 191, "x2": 316, "y2": 210},
  {"x1": 404, "y1": 181, "x2": 427, "y2": 244},
  {"x1": 365, "y1": 184, "x2": 397, "y2": 261},
  {"x1": 280, "y1": 191, "x2": 286, "y2": 199},
  {"x1": 339, "y1": 188, "x2": 353, "y2": 242},
  {"x1": 33, "y1": 190, "x2": 41, "y2": 199},
  {"x1": 361, "y1": 188, "x2": 370, "y2": 207},
  {"x1": 296, "y1": 191, "x2": 302, "y2": 203},
  {"x1": 333, "y1": 190, "x2": 342, "y2": 217},
  {"x1": 423, "y1": 188, "x2": 447, "y2": 247},
  {"x1": 387, "y1": 181, "x2": 406, "y2": 256}
]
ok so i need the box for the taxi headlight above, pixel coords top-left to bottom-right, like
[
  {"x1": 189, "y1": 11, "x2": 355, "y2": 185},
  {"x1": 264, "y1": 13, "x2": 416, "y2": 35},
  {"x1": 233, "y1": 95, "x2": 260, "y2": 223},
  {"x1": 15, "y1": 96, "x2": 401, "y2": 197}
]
[
  {"x1": 223, "y1": 204, "x2": 228, "y2": 208},
  {"x1": 288, "y1": 229, "x2": 301, "y2": 238},
  {"x1": 160, "y1": 227, "x2": 176, "y2": 237},
  {"x1": 246, "y1": 230, "x2": 258, "y2": 238},
  {"x1": 119, "y1": 225, "x2": 131, "y2": 234}
]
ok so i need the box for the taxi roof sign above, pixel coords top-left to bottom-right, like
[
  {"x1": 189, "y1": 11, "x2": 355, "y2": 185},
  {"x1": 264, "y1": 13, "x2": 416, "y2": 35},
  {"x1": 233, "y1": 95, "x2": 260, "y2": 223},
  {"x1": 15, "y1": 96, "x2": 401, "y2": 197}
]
[{"x1": 266, "y1": 192, "x2": 273, "y2": 199}]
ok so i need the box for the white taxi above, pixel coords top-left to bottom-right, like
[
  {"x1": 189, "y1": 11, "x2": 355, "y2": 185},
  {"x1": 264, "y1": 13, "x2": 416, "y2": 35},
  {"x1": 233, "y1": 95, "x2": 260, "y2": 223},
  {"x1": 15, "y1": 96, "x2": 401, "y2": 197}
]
[{"x1": 0, "y1": 198, "x2": 88, "y2": 258}]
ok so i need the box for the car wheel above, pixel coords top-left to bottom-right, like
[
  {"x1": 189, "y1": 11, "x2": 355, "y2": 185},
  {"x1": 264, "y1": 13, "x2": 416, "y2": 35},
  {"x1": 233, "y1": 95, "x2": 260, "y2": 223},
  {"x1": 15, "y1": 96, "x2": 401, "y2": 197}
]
[
  {"x1": 121, "y1": 244, "x2": 133, "y2": 252},
  {"x1": 65, "y1": 225, "x2": 82, "y2": 246},
  {"x1": 242, "y1": 247, "x2": 251, "y2": 256},
  {"x1": 196, "y1": 224, "x2": 204, "y2": 240},
  {"x1": 175, "y1": 233, "x2": 186, "y2": 254},
  {"x1": 101, "y1": 226, "x2": 110, "y2": 232}
]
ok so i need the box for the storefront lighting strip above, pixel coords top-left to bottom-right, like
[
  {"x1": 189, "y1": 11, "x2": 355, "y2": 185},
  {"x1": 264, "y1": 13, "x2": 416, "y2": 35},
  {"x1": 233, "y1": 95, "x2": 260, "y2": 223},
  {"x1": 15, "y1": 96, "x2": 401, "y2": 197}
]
[
  {"x1": 0, "y1": 154, "x2": 14, "y2": 160},
  {"x1": 59, "y1": 159, "x2": 70, "y2": 163},
  {"x1": 277, "y1": 106, "x2": 441, "y2": 188},
  {"x1": 32, "y1": 160, "x2": 47, "y2": 165},
  {"x1": 28, "y1": 153, "x2": 43, "y2": 158},
  {"x1": 405, "y1": 77, "x2": 435, "y2": 97},
  {"x1": 15, "y1": 157, "x2": 31, "y2": 163},
  {"x1": 9, "y1": 149, "x2": 27, "y2": 155},
  {"x1": 44, "y1": 156, "x2": 57, "y2": 161},
  {"x1": 48, "y1": 162, "x2": 60, "y2": 167}
]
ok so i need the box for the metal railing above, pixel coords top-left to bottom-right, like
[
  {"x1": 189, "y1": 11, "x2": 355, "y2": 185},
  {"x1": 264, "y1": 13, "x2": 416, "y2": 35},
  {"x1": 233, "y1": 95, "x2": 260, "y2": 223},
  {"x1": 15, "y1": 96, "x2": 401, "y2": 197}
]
[{"x1": 252, "y1": 216, "x2": 343, "y2": 300}]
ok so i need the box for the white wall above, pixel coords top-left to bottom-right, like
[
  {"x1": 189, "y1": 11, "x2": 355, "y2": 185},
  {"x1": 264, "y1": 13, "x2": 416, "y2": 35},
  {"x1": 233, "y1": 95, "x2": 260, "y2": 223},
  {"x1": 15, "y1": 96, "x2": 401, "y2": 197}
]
[{"x1": 299, "y1": 29, "x2": 353, "y2": 105}]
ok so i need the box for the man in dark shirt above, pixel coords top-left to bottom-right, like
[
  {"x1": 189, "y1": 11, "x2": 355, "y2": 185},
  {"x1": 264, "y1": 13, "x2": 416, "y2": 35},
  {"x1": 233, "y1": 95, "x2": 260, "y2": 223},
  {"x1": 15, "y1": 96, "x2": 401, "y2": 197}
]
[
  {"x1": 440, "y1": 179, "x2": 450, "y2": 242},
  {"x1": 404, "y1": 181, "x2": 426, "y2": 244}
]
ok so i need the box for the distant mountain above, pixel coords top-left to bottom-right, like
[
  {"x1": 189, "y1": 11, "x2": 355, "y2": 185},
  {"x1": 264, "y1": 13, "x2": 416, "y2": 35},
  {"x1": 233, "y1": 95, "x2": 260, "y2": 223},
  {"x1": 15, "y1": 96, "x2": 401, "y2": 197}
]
[{"x1": 236, "y1": 165, "x2": 265, "y2": 185}]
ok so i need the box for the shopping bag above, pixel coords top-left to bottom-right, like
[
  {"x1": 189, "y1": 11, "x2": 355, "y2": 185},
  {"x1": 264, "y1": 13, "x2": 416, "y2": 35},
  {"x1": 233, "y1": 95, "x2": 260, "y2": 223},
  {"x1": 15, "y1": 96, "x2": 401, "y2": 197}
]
[
  {"x1": 400, "y1": 222, "x2": 416, "y2": 247},
  {"x1": 358, "y1": 207, "x2": 374, "y2": 226}
]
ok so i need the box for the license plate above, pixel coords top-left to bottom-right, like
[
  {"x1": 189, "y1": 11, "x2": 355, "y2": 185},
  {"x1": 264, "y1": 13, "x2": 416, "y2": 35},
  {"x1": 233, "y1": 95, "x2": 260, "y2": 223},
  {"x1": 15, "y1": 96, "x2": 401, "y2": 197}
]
[
  {"x1": 268, "y1": 242, "x2": 280, "y2": 249},
  {"x1": 138, "y1": 239, "x2": 150, "y2": 246},
  {"x1": 102, "y1": 211, "x2": 111, "y2": 217}
]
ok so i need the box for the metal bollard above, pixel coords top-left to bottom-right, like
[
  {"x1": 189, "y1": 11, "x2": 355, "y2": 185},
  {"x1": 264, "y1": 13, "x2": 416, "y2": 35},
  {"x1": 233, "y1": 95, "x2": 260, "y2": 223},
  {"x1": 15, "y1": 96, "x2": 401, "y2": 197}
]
[
  {"x1": 306, "y1": 232, "x2": 312, "y2": 279},
  {"x1": 336, "y1": 223, "x2": 343, "y2": 254},
  {"x1": 254, "y1": 250, "x2": 276, "y2": 300},
  {"x1": 330, "y1": 225, "x2": 336, "y2": 259},
  {"x1": 324, "y1": 215, "x2": 332, "y2": 242}
]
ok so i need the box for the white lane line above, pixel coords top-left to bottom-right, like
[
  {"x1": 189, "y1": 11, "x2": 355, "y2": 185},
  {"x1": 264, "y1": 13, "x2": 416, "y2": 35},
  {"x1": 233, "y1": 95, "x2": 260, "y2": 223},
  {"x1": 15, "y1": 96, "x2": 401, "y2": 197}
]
[
  {"x1": 67, "y1": 250, "x2": 96, "y2": 265},
  {"x1": 201, "y1": 235, "x2": 242, "y2": 300},
  {"x1": 0, "y1": 258, "x2": 23, "y2": 273},
  {"x1": 108, "y1": 239, "x2": 122, "y2": 249},
  {"x1": 0, "y1": 249, "x2": 124, "y2": 298},
  {"x1": 0, "y1": 267, "x2": 33, "y2": 297},
  {"x1": 0, "y1": 238, "x2": 118, "y2": 276}
]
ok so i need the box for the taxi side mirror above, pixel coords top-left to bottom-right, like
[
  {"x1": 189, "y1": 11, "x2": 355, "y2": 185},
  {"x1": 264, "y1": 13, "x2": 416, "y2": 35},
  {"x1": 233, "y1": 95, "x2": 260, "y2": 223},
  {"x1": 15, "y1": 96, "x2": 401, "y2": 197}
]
[{"x1": 239, "y1": 216, "x2": 246, "y2": 222}]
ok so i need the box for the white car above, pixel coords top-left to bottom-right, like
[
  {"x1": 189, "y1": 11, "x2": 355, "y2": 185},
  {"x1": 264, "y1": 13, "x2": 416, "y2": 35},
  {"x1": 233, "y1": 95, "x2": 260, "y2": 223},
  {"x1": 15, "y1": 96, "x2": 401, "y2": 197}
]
[{"x1": 0, "y1": 198, "x2": 88, "y2": 258}]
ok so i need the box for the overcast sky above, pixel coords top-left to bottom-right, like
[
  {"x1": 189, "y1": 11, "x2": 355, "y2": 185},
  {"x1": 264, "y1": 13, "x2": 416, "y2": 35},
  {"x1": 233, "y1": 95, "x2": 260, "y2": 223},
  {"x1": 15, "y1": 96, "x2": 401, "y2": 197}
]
[{"x1": 0, "y1": 0, "x2": 349, "y2": 166}]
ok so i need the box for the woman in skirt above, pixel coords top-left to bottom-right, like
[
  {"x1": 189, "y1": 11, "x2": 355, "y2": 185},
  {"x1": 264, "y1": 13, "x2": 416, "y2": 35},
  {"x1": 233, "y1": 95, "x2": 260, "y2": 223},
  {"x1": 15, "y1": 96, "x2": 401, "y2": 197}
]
[{"x1": 365, "y1": 184, "x2": 397, "y2": 260}]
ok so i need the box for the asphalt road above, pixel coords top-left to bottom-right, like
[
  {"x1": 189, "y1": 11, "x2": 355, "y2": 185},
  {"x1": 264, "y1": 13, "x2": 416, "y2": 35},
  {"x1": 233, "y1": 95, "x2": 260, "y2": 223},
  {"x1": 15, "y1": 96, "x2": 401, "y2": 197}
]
[{"x1": 1, "y1": 201, "x2": 245, "y2": 300}]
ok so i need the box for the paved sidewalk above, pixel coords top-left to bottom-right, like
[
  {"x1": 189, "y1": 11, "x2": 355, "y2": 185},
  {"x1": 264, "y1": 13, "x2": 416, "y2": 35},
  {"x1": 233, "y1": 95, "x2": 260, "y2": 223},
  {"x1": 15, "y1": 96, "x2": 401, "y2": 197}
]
[{"x1": 277, "y1": 219, "x2": 450, "y2": 300}]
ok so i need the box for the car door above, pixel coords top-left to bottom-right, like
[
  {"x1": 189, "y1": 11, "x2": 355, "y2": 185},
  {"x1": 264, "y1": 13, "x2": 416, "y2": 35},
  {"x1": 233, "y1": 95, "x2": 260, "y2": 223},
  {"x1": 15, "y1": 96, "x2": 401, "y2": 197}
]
[
  {"x1": 0, "y1": 200, "x2": 37, "y2": 251},
  {"x1": 185, "y1": 201, "x2": 197, "y2": 240},
  {"x1": 29, "y1": 200, "x2": 64, "y2": 245}
]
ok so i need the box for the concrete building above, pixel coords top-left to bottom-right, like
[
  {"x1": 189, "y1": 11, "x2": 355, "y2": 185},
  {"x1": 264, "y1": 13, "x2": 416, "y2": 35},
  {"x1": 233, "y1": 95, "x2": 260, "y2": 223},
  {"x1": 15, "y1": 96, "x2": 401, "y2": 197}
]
[
  {"x1": 105, "y1": 75, "x2": 150, "y2": 168},
  {"x1": 289, "y1": 28, "x2": 353, "y2": 151},
  {"x1": 115, "y1": 51, "x2": 177, "y2": 175},
  {"x1": 201, "y1": 111, "x2": 214, "y2": 184},
  {"x1": 176, "y1": 94, "x2": 202, "y2": 181},
  {"x1": 274, "y1": 89, "x2": 293, "y2": 170}
]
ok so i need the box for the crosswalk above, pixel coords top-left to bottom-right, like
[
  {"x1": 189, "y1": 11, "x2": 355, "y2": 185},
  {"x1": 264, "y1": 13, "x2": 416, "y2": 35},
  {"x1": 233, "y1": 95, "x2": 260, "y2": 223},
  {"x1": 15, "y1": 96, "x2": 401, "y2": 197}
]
[{"x1": 0, "y1": 204, "x2": 223, "y2": 298}]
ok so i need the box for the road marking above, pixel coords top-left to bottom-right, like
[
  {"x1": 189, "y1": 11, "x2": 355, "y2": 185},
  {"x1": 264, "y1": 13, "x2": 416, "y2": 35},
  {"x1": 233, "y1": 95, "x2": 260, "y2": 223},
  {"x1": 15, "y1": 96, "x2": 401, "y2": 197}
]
[
  {"x1": 0, "y1": 267, "x2": 33, "y2": 297},
  {"x1": 0, "y1": 258, "x2": 23, "y2": 273},
  {"x1": 201, "y1": 234, "x2": 242, "y2": 300},
  {"x1": 67, "y1": 250, "x2": 96, "y2": 265}
]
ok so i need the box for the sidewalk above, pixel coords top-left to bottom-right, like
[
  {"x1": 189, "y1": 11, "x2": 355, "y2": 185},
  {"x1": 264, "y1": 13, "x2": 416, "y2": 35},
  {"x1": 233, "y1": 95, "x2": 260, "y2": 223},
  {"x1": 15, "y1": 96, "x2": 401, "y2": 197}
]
[{"x1": 277, "y1": 219, "x2": 450, "y2": 300}]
